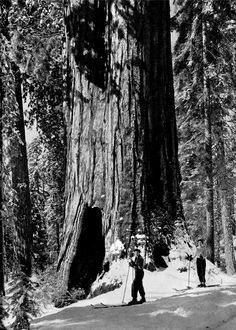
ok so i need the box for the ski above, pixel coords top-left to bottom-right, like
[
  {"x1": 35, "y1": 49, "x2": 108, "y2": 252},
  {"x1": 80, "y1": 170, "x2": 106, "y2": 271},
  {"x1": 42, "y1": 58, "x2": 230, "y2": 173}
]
[
  {"x1": 91, "y1": 302, "x2": 145, "y2": 309},
  {"x1": 173, "y1": 287, "x2": 192, "y2": 292},
  {"x1": 104, "y1": 303, "x2": 129, "y2": 308},
  {"x1": 90, "y1": 303, "x2": 109, "y2": 309},
  {"x1": 91, "y1": 303, "x2": 126, "y2": 309},
  {"x1": 173, "y1": 284, "x2": 220, "y2": 292}
]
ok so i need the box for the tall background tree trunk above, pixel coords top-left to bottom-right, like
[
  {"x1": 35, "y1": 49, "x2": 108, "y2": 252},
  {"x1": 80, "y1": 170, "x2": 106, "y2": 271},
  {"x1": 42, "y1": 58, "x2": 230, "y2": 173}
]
[
  {"x1": 11, "y1": 64, "x2": 32, "y2": 276},
  {"x1": 58, "y1": 0, "x2": 181, "y2": 292},
  {"x1": 0, "y1": 61, "x2": 6, "y2": 329},
  {"x1": 216, "y1": 123, "x2": 236, "y2": 274},
  {"x1": 215, "y1": 185, "x2": 222, "y2": 268},
  {"x1": 202, "y1": 18, "x2": 214, "y2": 263}
]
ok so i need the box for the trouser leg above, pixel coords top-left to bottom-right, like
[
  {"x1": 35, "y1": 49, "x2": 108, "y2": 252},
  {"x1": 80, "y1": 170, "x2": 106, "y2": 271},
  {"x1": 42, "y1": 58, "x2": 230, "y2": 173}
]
[
  {"x1": 197, "y1": 258, "x2": 203, "y2": 283},
  {"x1": 136, "y1": 272, "x2": 145, "y2": 298},
  {"x1": 202, "y1": 258, "x2": 206, "y2": 284},
  {"x1": 197, "y1": 257, "x2": 206, "y2": 284},
  {"x1": 131, "y1": 279, "x2": 138, "y2": 300}
]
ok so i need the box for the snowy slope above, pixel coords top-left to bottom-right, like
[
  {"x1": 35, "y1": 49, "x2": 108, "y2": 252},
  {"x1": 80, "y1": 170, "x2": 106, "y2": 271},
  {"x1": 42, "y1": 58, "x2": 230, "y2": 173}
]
[
  {"x1": 29, "y1": 258, "x2": 236, "y2": 330},
  {"x1": 31, "y1": 286, "x2": 236, "y2": 330}
]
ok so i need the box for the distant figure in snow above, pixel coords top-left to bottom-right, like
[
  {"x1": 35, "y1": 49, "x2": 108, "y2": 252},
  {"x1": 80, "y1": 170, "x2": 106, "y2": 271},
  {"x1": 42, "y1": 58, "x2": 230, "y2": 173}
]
[
  {"x1": 99, "y1": 259, "x2": 110, "y2": 280},
  {"x1": 128, "y1": 248, "x2": 146, "y2": 305},
  {"x1": 195, "y1": 238, "x2": 206, "y2": 287}
]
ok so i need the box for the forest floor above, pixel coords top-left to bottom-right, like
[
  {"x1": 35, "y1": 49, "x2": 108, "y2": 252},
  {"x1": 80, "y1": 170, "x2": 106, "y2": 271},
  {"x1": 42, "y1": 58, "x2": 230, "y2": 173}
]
[{"x1": 30, "y1": 258, "x2": 236, "y2": 330}]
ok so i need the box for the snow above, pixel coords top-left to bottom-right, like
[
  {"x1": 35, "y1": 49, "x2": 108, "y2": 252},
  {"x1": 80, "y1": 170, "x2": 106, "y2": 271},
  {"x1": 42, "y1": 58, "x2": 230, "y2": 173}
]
[{"x1": 27, "y1": 257, "x2": 236, "y2": 330}]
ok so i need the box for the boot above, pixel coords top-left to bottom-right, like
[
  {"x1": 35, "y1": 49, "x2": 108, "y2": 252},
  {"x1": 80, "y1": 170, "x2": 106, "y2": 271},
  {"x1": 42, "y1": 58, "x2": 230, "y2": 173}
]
[
  {"x1": 139, "y1": 297, "x2": 146, "y2": 304},
  {"x1": 128, "y1": 299, "x2": 138, "y2": 305}
]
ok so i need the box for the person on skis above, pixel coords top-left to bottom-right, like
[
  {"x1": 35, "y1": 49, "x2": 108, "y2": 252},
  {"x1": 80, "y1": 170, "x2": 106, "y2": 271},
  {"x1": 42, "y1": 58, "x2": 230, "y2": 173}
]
[
  {"x1": 128, "y1": 248, "x2": 146, "y2": 305},
  {"x1": 195, "y1": 238, "x2": 206, "y2": 287}
]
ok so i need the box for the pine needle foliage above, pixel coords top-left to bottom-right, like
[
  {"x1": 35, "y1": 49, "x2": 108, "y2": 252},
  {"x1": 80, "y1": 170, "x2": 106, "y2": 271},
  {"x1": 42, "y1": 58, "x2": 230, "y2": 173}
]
[{"x1": 8, "y1": 272, "x2": 38, "y2": 330}]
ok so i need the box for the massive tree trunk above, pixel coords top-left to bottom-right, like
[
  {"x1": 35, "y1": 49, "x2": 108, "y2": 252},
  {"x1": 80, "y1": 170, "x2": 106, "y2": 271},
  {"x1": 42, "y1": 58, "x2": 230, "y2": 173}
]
[
  {"x1": 202, "y1": 18, "x2": 214, "y2": 263},
  {"x1": 58, "y1": 0, "x2": 180, "y2": 292},
  {"x1": 11, "y1": 64, "x2": 32, "y2": 276},
  {"x1": 142, "y1": 0, "x2": 179, "y2": 236}
]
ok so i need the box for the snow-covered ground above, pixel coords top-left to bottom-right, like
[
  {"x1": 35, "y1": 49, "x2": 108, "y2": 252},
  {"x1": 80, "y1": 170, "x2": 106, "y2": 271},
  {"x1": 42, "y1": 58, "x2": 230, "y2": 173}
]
[{"x1": 29, "y1": 257, "x2": 236, "y2": 330}]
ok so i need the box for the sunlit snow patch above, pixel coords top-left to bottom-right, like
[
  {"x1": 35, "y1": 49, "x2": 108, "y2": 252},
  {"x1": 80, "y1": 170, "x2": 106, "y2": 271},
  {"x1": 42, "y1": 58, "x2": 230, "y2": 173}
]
[{"x1": 143, "y1": 306, "x2": 192, "y2": 318}]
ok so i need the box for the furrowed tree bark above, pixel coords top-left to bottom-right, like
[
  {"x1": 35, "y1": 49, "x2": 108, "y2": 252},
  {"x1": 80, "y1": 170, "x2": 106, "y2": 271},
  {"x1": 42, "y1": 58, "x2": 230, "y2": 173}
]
[
  {"x1": 58, "y1": 0, "x2": 181, "y2": 292},
  {"x1": 11, "y1": 64, "x2": 32, "y2": 276},
  {"x1": 142, "y1": 0, "x2": 179, "y2": 236}
]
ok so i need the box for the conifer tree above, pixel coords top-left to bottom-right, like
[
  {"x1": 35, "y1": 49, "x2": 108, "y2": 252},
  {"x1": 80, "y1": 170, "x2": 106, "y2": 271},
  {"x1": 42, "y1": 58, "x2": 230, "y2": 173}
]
[
  {"x1": 1, "y1": 1, "x2": 13, "y2": 327},
  {"x1": 8, "y1": 0, "x2": 65, "y2": 265},
  {"x1": 0, "y1": 42, "x2": 6, "y2": 330},
  {"x1": 173, "y1": 0, "x2": 236, "y2": 271},
  {"x1": 0, "y1": 1, "x2": 35, "y2": 327}
]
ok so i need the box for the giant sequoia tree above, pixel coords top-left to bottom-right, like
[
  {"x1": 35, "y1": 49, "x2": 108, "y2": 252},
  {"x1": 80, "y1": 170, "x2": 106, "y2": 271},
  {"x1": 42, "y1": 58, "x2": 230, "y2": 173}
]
[{"x1": 58, "y1": 0, "x2": 181, "y2": 292}]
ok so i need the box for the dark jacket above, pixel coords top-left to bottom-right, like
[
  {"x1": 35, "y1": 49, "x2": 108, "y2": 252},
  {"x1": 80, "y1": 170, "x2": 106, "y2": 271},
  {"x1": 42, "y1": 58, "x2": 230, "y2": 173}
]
[{"x1": 130, "y1": 255, "x2": 144, "y2": 275}]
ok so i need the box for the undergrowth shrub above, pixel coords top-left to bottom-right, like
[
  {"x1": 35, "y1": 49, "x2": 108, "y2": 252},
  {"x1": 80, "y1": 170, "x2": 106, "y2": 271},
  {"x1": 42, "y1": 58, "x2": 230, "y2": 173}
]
[
  {"x1": 32, "y1": 265, "x2": 62, "y2": 309},
  {"x1": 1, "y1": 296, "x2": 8, "y2": 330},
  {"x1": 31, "y1": 265, "x2": 86, "y2": 309},
  {"x1": 52, "y1": 288, "x2": 86, "y2": 308},
  {"x1": 8, "y1": 272, "x2": 38, "y2": 330}
]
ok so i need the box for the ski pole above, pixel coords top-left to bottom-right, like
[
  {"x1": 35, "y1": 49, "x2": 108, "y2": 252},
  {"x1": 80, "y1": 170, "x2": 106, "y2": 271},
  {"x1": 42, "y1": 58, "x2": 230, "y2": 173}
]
[
  {"x1": 185, "y1": 253, "x2": 193, "y2": 289},
  {"x1": 187, "y1": 259, "x2": 191, "y2": 288},
  {"x1": 122, "y1": 263, "x2": 130, "y2": 303}
]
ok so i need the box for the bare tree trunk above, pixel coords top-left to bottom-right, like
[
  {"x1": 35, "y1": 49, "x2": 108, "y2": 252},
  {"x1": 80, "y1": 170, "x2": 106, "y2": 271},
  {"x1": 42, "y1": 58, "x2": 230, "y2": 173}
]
[
  {"x1": 58, "y1": 0, "x2": 180, "y2": 292},
  {"x1": 11, "y1": 64, "x2": 32, "y2": 276},
  {"x1": 229, "y1": 186, "x2": 235, "y2": 235},
  {"x1": 202, "y1": 18, "x2": 214, "y2": 263},
  {"x1": 215, "y1": 185, "x2": 222, "y2": 268},
  {"x1": 0, "y1": 83, "x2": 3, "y2": 292},
  {"x1": 216, "y1": 127, "x2": 236, "y2": 274},
  {"x1": 1, "y1": 5, "x2": 9, "y2": 327},
  {"x1": 220, "y1": 188, "x2": 236, "y2": 274},
  {"x1": 0, "y1": 62, "x2": 6, "y2": 330}
]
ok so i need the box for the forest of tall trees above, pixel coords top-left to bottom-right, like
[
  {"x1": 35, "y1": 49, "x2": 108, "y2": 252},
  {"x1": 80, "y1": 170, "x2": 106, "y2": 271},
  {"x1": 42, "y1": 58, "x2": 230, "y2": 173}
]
[
  {"x1": 0, "y1": 0, "x2": 236, "y2": 328},
  {"x1": 173, "y1": 0, "x2": 236, "y2": 273}
]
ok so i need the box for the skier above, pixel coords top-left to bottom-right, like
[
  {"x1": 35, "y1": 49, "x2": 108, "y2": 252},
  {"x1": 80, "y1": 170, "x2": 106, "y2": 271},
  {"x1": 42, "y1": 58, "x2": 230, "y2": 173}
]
[
  {"x1": 195, "y1": 238, "x2": 206, "y2": 287},
  {"x1": 128, "y1": 248, "x2": 146, "y2": 305}
]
